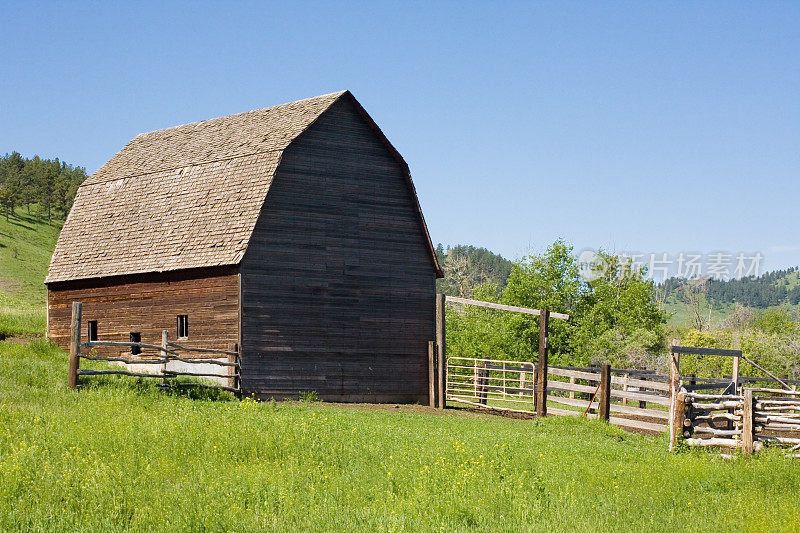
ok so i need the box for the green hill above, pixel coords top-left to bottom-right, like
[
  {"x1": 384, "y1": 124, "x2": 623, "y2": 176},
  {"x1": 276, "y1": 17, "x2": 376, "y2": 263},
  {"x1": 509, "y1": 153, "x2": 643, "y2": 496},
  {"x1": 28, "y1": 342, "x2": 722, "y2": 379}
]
[
  {"x1": 660, "y1": 270, "x2": 800, "y2": 329},
  {"x1": 0, "y1": 207, "x2": 61, "y2": 336}
]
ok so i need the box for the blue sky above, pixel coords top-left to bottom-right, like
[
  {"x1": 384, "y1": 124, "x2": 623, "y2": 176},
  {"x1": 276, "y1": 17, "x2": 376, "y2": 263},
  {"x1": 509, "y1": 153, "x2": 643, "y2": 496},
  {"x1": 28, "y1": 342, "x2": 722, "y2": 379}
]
[{"x1": 2, "y1": 2, "x2": 798, "y2": 276}]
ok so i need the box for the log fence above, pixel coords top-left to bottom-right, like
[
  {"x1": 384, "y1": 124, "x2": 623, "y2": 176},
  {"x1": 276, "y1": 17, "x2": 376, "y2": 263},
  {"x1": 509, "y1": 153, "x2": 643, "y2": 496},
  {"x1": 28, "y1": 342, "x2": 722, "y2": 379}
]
[
  {"x1": 66, "y1": 302, "x2": 240, "y2": 394},
  {"x1": 668, "y1": 342, "x2": 800, "y2": 456}
]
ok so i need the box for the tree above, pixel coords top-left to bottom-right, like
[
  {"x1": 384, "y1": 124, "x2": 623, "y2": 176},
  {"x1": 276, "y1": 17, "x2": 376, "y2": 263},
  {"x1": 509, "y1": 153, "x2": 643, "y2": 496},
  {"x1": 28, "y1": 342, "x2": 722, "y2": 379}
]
[
  {"x1": 0, "y1": 152, "x2": 87, "y2": 221},
  {"x1": 0, "y1": 162, "x2": 20, "y2": 220},
  {"x1": 500, "y1": 239, "x2": 582, "y2": 363},
  {"x1": 570, "y1": 251, "x2": 668, "y2": 368},
  {"x1": 435, "y1": 243, "x2": 512, "y2": 296},
  {"x1": 683, "y1": 277, "x2": 711, "y2": 331},
  {"x1": 442, "y1": 240, "x2": 668, "y2": 370}
]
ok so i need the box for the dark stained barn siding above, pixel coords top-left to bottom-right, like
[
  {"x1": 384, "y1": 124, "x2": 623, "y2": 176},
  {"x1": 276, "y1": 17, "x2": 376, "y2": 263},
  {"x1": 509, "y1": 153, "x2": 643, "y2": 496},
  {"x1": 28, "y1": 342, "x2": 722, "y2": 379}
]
[
  {"x1": 239, "y1": 97, "x2": 436, "y2": 402},
  {"x1": 48, "y1": 267, "x2": 240, "y2": 358}
]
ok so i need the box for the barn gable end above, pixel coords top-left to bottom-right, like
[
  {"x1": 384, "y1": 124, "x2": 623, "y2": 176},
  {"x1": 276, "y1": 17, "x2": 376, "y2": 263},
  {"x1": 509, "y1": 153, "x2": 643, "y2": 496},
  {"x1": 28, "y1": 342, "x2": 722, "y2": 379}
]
[{"x1": 239, "y1": 96, "x2": 436, "y2": 402}]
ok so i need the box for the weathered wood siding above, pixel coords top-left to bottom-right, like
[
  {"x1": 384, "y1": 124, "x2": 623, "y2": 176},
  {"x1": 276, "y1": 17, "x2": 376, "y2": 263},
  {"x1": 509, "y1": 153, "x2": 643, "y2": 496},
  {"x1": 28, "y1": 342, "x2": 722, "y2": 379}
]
[
  {"x1": 47, "y1": 267, "x2": 240, "y2": 357},
  {"x1": 240, "y1": 97, "x2": 436, "y2": 402}
]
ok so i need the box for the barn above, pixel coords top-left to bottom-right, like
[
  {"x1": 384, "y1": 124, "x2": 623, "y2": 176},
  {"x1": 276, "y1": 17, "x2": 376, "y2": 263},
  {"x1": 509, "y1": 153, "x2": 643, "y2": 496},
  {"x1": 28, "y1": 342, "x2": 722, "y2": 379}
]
[{"x1": 46, "y1": 90, "x2": 443, "y2": 403}]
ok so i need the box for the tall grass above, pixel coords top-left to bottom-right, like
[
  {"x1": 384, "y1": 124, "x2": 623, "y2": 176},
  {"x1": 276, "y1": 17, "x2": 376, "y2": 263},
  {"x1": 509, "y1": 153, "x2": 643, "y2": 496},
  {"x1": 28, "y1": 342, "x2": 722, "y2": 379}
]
[
  {"x1": 1, "y1": 339, "x2": 799, "y2": 532},
  {"x1": 0, "y1": 294, "x2": 45, "y2": 337}
]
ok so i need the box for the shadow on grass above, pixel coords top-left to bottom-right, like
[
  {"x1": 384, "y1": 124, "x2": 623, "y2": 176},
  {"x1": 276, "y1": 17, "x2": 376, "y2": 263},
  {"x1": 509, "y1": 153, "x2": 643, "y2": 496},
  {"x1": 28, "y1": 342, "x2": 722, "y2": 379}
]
[
  {"x1": 79, "y1": 372, "x2": 237, "y2": 402},
  {"x1": 8, "y1": 219, "x2": 34, "y2": 231}
]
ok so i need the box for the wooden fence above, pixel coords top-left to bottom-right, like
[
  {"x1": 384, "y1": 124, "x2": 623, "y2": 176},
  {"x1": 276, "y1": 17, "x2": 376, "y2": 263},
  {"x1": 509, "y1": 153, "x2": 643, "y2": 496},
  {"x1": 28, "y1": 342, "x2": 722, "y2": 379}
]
[
  {"x1": 446, "y1": 356, "x2": 670, "y2": 433},
  {"x1": 668, "y1": 342, "x2": 800, "y2": 455},
  {"x1": 66, "y1": 302, "x2": 240, "y2": 394},
  {"x1": 675, "y1": 388, "x2": 800, "y2": 456}
]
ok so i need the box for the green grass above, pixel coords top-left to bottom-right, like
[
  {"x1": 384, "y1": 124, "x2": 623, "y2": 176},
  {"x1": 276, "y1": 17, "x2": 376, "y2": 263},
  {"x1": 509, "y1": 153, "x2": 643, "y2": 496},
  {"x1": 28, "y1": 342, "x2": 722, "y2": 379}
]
[
  {"x1": 779, "y1": 270, "x2": 800, "y2": 290},
  {"x1": 0, "y1": 207, "x2": 62, "y2": 307},
  {"x1": 664, "y1": 297, "x2": 735, "y2": 329},
  {"x1": 0, "y1": 293, "x2": 46, "y2": 337},
  {"x1": 664, "y1": 297, "x2": 800, "y2": 332},
  {"x1": 0, "y1": 207, "x2": 61, "y2": 337},
  {"x1": 2, "y1": 340, "x2": 800, "y2": 532}
]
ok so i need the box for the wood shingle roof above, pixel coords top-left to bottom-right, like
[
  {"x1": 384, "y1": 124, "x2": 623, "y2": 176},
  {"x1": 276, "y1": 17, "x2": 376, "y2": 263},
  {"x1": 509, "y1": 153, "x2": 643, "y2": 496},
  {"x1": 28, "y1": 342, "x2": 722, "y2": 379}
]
[{"x1": 47, "y1": 91, "x2": 442, "y2": 283}]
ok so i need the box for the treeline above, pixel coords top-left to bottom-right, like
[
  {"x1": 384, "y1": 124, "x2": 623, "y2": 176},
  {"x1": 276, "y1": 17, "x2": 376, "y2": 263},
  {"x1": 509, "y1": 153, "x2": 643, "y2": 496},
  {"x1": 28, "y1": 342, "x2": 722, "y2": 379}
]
[
  {"x1": 0, "y1": 152, "x2": 87, "y2": 222},
  {"x1": 434, "y1": 244, "x2": 513, "y2": 297},
  {"x1": 662, "y1": 267, "x2": 800, "y2": 308}
]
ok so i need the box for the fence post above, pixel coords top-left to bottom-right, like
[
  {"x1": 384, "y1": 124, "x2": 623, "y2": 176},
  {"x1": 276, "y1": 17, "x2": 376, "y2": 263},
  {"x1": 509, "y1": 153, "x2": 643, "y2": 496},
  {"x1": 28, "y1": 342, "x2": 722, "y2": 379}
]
[
  {"x1": 479, "y1": 362, "x2": 488, "y2": 405},
  {"x1": 687, "y1": 373, "x2": 696, "y2": 392},
  {"x1": 638, "y1": 375, "x2": 647, "y2": 409},
  {"x1": 161, "y1": 330, "x2": 169, "y2": 387},
  {"x1": 669, "y1": 339, "x2": 681, "y2": 451},
  {"x1": 228, "y1": 342, "x2": 240, "y2": 393},
  {"x1": 428, "y1": 341, "x2": 435, "y2": 407},
  {"x1": 68, "y1": 302, "x2": 82, "y2": 388},
  {"x1": 599, "y1": 364, "x2": 611, "y2": 421},
  {"x1": 622, "y1": 373, "x2": 629, "y2": 406},
  {"x1": 535, "y1": 308, "x2": 550, "y2": 417},
  {"x1": 673, "y1": 390, "x2": 687, "y2": 441},
  {"x1": 436, "y1": 293, "x2": 446, "y2": 409},
  {"x1": 742, "y1": 389, "x2": 754, "y2": 454}
]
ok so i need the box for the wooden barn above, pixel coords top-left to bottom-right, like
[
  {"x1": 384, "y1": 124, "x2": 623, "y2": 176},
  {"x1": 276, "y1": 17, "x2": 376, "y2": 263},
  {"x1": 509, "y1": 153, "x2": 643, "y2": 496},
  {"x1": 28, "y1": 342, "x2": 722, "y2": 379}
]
[{"x1": 46, "y1": 91, "x2": 443, "y2": 403}]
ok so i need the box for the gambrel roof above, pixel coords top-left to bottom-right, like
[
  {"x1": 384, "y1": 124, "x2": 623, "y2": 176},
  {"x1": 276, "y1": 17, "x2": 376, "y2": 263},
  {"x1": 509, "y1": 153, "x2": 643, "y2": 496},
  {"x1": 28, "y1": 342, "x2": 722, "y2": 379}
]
[{"x1": 47, "y1": 91, "x2": 442, "y2": 283}]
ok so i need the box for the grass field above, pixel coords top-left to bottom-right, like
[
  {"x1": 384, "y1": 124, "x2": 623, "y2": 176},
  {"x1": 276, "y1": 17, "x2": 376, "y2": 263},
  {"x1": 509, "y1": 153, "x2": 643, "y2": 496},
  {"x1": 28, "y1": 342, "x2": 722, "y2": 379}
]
[
  {"x1": 0, "y1": 208, "x2": 62, "y2": 306},
  {"x1": 2, "y1": 339, "x2": 800, "y2": 532},
  {"x1": 0, "y1": 208, "x2": 61, "y2": 338}
]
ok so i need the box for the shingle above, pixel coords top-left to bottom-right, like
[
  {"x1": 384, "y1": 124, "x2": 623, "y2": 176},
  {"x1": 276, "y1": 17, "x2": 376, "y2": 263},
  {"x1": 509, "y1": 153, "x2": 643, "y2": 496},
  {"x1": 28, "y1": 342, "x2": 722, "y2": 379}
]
[{"x1": 46, "y1": 91, "x2": 345, "y2": 283}]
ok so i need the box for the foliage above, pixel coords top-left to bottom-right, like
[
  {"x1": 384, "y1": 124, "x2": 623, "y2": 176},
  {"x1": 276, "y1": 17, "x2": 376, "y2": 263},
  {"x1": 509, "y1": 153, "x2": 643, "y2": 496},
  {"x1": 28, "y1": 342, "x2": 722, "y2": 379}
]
[
  {"x1": 299, "y1": 390, "x2": 321, "y2": 402},
  {"x1": 435, "y1": 243, "x2": 513, "y2": 297},
  {"x1": 678, "y1": 308, "x2": 800, "y2": 380},
  {"x1": 0, "y1": 151, "x2": 87, "y2": 223},
  {"x1": 571, "y1": 251, "x2": 668, "y2": 368},
  {"x1": 2, "y1": 339, "x2": 800, "y2": 531},
  {"x1": 500, "y1": 239, "x2": 583, "y2": 364},
  {"x1": 446, "y1": 241, "x2": 667, "y2": 368}
]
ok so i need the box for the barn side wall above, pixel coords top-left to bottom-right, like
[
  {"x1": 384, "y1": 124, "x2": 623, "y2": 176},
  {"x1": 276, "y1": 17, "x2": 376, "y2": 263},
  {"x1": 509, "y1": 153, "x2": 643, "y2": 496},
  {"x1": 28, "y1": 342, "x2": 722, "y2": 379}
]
[
  {"x1": 239, "y1": 97, "x2": 437, "y2": 403},
  {"x1": 46, "y1": 267, "x2": 240, "y2": 358}
]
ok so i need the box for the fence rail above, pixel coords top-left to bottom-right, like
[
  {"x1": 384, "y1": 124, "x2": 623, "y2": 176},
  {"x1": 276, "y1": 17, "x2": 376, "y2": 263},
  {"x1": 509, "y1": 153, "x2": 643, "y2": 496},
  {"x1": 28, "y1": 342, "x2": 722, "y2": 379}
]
[
  {"x1": 677, "y1": 389, "x2": 800, "y2": 456},
  {"x1": 66, "y1": 302, "x2": 240, "y2": 395},
  {"x1": 668, "y1": 342, "x2": 800, "y2": 456},
  {"x1": 446, "y1": 356, "x2": 669, "y2": 433}
]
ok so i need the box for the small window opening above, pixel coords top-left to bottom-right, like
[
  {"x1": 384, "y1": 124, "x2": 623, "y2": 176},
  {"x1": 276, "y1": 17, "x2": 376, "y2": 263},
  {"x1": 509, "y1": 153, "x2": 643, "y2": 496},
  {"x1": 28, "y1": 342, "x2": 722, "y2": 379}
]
[
  {"x1": 88, "y1": 321, "x2": 98, "y2": 342},
  {"x1": 177, "y1": 315, "x2": 188, "y2": 339},
  {"x1": 130, "y1": 332, "x2": 141, "y2": 355}
]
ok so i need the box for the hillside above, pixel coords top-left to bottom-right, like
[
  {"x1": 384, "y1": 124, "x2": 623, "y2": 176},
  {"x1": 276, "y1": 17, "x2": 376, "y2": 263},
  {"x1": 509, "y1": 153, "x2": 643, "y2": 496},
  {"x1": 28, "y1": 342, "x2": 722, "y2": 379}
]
[
  {"x1": 662, "y1": 269, "x2": 800, "y2": 309},
  {"x1": 0, "y1": 207, "x2": 61, "y2": 304},
  {"x1": 0, "y1": 207, "x2": 61, "y2": 336},
  {"x1": 660, "y1": 270, "x2": 800, "y2": 328}
]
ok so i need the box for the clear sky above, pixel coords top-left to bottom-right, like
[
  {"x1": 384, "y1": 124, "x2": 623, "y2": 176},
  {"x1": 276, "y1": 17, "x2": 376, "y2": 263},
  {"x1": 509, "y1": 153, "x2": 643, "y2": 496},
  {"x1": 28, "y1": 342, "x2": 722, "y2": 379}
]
[{"x1": 2, "y1": 2, "x2": 798, "y2": 276}]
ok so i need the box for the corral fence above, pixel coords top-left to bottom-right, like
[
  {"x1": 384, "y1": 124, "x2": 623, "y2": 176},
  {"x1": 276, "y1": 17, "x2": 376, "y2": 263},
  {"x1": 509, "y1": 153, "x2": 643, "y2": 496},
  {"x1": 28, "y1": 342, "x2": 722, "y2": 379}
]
[
  {"x1": 432, "y1": 294, "x2": 669, "y2": 432},
  {"x1": 66, "y1": 302, "x2": 240, "y2": 394},
  {"x1": 668, "y1": 343, "x2": 800, "y2": 456},
  {"x1": 446, "y1": 356, "x2": 670, "y2": 433}
]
